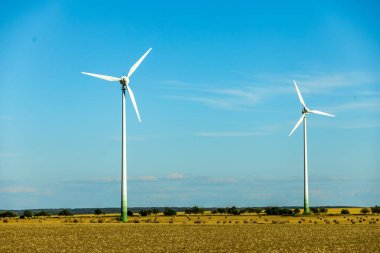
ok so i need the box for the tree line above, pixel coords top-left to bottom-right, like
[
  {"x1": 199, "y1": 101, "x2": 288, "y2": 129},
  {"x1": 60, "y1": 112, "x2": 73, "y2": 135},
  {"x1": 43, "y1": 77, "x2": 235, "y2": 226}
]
[{"x1": 1, "y1": 205, "x2": 379, "y2": 218}]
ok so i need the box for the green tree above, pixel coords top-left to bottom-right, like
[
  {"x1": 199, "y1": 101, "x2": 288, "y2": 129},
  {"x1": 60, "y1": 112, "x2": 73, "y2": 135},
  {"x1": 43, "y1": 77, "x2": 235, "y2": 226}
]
[
  {"x1": 319, "y1": 208, "x2": 328, "y2": 214},
  {"x1": 139, "y1": 209, "x2": 152, "y2": 216},
  {"x1": 265, "y1": 207, "x2": 293, "y2": 215},
  {"x1": 185, "y1": 206, "x2": 205, "y2": 214},
  {"x1": 341, "y1": 209, "x2": 350, "y2": 215},
  {"x1": 23, "y1": 210, "x2": 33, "y2": 218},
  {"x1": 360, "y1": 208, "x2": 370, "y2": 215},
  {"x1": 58, "y1": 209, "x2": 73, "y2": 216},
  {"x1": 226, "y1": 206, "x2": 241, "y2": 215},
  {"x1": 293, "y1": 208, "x2": 300, "y2": 214},
  {"x1": 371, "y1": 206, "x2": 380, "y2": 214},
  {"x1": 34, "y1": 210, "x2": 49, "y2": 216},
  {"x1": 253, "y1": 208, "x2": 263, "y2": 215},
  {"x1": 0, "y1": 211, "x2": 18, "y2": 218},
  {"x1": 94, "y1": 209, "x2": 104, "y2": 215},
  {"x1": 152, "y1": 208, "x2": 160, "y2": 215},
  {"x1": 163, "y1": 207, "x2": 176, "y2": 216},
  {"x1": 310, "y1": 207, "x2": 319, "y2": 214}
]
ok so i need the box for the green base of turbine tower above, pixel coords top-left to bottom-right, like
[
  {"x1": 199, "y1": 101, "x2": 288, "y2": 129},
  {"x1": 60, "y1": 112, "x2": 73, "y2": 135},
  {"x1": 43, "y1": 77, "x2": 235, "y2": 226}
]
[
  {"x1": 304, "y1": 199, "x2": 310, "y2": 214},
  {"x1": 122, "y1": 202, "x2": 128, "y2": 222}
]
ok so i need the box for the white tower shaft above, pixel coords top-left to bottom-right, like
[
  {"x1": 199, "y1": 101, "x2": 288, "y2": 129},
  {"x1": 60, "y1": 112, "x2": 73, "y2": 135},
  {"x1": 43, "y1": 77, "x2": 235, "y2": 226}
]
[
  {"x1": 121, "y1": 88, "x2": 128, "y2": 222},
  {"x1": 303, "y1": 115, "x2": 309, "y2": 214}
]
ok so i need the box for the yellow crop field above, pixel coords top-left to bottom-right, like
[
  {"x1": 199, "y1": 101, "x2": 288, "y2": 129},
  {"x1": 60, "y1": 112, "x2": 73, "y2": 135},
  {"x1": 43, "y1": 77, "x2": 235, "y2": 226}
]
[{"x1": 1, "y1": 214, "x2": 379, "y2": 252}]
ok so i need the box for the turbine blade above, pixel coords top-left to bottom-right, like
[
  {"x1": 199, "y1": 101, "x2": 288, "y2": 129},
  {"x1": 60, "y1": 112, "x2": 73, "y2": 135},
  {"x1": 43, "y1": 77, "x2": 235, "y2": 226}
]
[
  {"x1": 293, "y1": 80, "x2": 307, "y2": 108},
  {"x1": 126, "y1": 84, "x2": 141, "y2": 123},
  {"x1": 309, "y1": 110, "x2": 335, "y2": 117},
  {"x1": 127, "y1": 48, "x2": 152, "y2": 78},
  {"x1": 81, "y1": 72, "x2": 120, "y2": 82},
  {"x1": 289, "y1": 114, "x2": 305, "y2": 136}
]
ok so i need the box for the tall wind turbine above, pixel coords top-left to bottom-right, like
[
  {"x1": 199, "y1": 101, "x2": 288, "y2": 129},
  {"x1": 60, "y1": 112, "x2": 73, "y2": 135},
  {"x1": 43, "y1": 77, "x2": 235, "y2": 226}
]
[
  {"x1": 82, "y1": 48, "x2": 152, "y2": 222},
  {"x1": 289, "y1": 80, "x2": 334, "y2": 214}
]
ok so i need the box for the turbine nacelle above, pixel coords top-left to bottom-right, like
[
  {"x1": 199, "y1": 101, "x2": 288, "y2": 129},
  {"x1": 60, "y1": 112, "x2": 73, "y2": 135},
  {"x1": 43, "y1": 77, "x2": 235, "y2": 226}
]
[
  {"x1": 302, "y1": 107, "x2": 309, "y2": 114},
  {"x1": 120, "y1": 76, "x2": 130, "y2": 87}
]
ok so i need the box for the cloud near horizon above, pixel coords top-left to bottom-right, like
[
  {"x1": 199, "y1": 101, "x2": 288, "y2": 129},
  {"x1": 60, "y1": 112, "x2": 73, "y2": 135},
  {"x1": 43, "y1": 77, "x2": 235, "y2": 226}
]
[{"x1": 0, "y1": 175, "x2": 378, "y2": 209}]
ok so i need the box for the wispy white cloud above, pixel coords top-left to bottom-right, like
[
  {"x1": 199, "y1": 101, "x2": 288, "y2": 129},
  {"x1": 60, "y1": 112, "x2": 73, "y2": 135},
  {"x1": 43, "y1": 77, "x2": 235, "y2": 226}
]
[
  {"x1": 133, "y1": 176, "x2": 157, "y2": 181},
  {"x1": 292, "y1": 71, "x2": 378, "y2": 93},
  {"x1": 166, "y1": 95, "x2": 245, "y2": 110},
  {"x1": 234, "y1": 71, "x2": 378, "y2": 94},
  {"x1": 165, "y1": 172, "x2": 187, "y2": 180},
  {"x1": 59, "y1": 174, "x2": 379, "y2": 190},
  {"x1": 63, "y1": 175, "x2": 173, "y2": 184},
  {"x1": 161, "y1": 79, "x2": 263, "y2": 110},
  {"x1": 166, "y1": 86, "x2": 260, "y2": 110},
  {"x1": 92, "y1": 178, "x2": 119, "y2": 183},
  {"x1": 162, "y1": 71, "x2": 379, "y2": 111},
  {"x1": 206, "y1": 177, "x2": 239, "y2": 184},
  {"x1": 339, "y1": 121, "x2": 380, "y2": 129},
  {"x1": 333, "y1": 100, "x2": 380, "y2": 112},
  {"x1": 65, "y1": 178, "x2": 119, "y2": 184},
  {"x1": 206, "y1": 88, "x2": 259, "y2": 101}
]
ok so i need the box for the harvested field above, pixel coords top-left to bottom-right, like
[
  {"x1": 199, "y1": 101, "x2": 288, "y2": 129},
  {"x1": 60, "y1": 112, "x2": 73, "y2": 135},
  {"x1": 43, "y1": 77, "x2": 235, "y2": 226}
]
[{"x1": 1, "y1": 223, "x2": 379, "y2": 252}]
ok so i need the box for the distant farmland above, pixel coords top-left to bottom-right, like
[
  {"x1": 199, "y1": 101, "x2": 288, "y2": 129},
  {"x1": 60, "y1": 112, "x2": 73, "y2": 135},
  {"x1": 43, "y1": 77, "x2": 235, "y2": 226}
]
[
  {"x1": 1, "y1": 223, "x2": 379, "y2": 252},
  {"x1": 1, "y1": 210, "x2": 379, "y2": 252}
]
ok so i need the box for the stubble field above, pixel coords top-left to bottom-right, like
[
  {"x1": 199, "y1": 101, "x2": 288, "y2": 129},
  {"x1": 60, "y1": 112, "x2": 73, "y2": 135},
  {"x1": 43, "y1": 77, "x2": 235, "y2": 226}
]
[{"x1": 1, "y1": 214, "x2": 379, "y2": 253}]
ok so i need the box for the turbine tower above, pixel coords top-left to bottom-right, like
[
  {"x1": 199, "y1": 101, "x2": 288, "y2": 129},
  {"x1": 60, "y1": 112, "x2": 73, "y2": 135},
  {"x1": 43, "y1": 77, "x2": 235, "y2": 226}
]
[
  {"x1": 289, "y1": 81, "x2": 334, "y2": 214},
  {"x1": 82, "y1": 48, "x2": 152, "y2": 222}
]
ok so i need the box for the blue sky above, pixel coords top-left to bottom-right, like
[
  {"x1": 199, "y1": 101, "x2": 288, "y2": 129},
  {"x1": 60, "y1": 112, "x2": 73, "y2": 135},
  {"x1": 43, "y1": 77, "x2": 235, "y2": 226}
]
[{"x1": 0, "y1": 0, "x2": 379, "y2": 209}]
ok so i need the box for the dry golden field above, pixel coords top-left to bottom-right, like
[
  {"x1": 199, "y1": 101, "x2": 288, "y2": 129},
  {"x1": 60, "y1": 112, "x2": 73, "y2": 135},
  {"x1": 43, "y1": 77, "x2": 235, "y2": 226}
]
[{"x1": 1, "y1": 213, "x2": 379, "y2": 252}]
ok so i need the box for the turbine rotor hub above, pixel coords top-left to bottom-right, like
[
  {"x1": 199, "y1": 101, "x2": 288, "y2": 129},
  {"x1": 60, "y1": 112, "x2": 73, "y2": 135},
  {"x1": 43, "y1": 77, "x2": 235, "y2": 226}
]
[
  {"x1": 302, "y1": 107, "x2": 309, "y2": 114},
  {"x1": 120, "y1": 76, "x2": 130, "y2": 86}
]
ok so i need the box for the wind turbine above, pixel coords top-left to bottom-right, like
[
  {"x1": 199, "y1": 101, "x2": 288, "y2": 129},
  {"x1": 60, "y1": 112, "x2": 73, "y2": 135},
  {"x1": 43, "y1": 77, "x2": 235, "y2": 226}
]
[
  {"x1": 289, "y1": 80, "x2": 334, "y2": 214},
  {"x1": 82, "y1": 48, "x2": 152, "y2": 222}
]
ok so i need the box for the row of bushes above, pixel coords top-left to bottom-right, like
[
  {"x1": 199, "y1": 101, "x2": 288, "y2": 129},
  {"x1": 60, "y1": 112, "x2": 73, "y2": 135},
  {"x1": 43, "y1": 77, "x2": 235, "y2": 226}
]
[
  {"x1": 371, "y1": 206, "x2": 380, "y2": 214},
  {"x1": 210, "y1": 207, "x2": 263, "y2": 215},
  {"x1": 310, "y1": 208, "x2": 328, "y2": 214},
  {"x1": 0, "y1": 211, "x2": 18, "y2": 218},
  {"x1": 2, "y1": 206, "x2": 379, "y2": 218},
  {"x1": 138, "y1": 208, "x2": 160, "y2": 216},
  {"x1": 91, "y1": 206, "x2": 380, "y2": 216},
  {"x1": 187, "y1": 206, "x2": 290, "y2": 215},
  {"x1": 341, "y1": 207, "x2": 380, "y2": 215},
  {"x1": 190, "y1": 206, "x2": 380, "y2": 216},
  {"x1": 0, "y1": 210, "x2": 66, "y2": 218}
]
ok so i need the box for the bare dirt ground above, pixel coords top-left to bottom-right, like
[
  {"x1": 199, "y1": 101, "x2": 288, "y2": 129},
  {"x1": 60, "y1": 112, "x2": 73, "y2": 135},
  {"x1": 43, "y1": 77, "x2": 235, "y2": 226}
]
[{"x1": 1, "y1": 222, "x2": 379, "y2": 252}]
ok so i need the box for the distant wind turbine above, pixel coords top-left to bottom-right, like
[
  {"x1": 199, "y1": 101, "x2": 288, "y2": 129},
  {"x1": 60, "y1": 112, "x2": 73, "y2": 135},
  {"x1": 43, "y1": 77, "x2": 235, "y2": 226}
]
[
  {"x1": 289, "y1": 80, "x2": 334, "y2": 214},
  {"x1": 82, "y1": 48, "x2": 152, "y2": 222}
]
